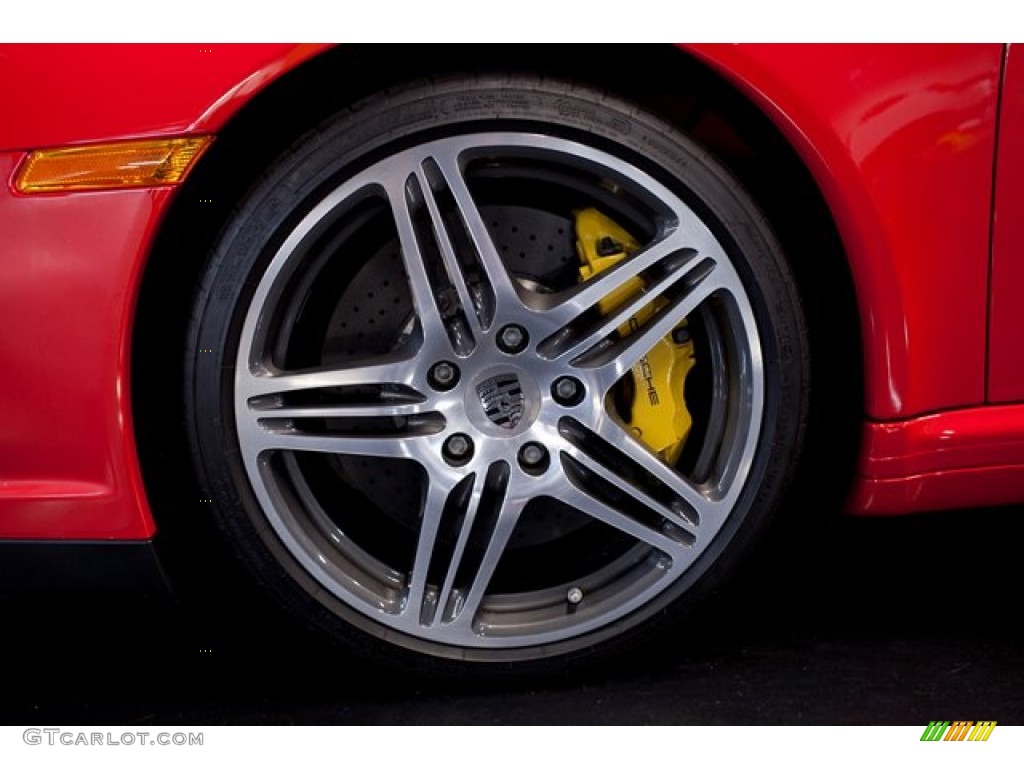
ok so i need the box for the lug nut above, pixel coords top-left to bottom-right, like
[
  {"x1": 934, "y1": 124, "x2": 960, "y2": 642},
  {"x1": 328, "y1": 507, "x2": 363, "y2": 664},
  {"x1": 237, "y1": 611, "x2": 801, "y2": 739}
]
[
  {"x1": 443, "y1": 433, "x2": 473, "y2": 465},
  {"x1": 552, "y1": 376, "x2": 584, "y2": 406},
  {"x1": 428, "y1": 361, "x2": 459, "y2": 390},
  {"x1": 521, "y1": 444, "x2": 544, "y2": 464},
  {"x1": 518, "y1": 441, "x2": 549, "y2": 474},
  {"x1": 671, "y1": 326, "x2": 691, "y2": 345},
  {"x1": 497, "y1": 324, "x2": 529, "y2": 354}
]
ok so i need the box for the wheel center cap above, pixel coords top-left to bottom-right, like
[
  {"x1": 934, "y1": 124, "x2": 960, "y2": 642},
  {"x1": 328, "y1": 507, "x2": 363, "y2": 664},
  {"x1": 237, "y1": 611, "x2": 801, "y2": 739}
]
[
  {"x1": 477, "y1": 372, "x2": 525, "y2": 429},
  {"x1": 465, "y1": 366, "x2": 541, "y2": 437}
]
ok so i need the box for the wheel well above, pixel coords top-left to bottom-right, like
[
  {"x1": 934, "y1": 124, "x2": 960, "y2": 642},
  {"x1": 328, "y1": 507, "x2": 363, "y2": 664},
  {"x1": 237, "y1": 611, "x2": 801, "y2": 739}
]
[{"x1": 133, "y1": 43, "x2": 861, "y2": 560}]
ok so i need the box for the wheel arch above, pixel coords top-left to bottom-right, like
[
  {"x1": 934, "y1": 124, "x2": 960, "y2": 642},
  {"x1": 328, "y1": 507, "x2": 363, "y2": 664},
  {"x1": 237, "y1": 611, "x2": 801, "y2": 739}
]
[
  {"x1": 132, "y1": 43, "x2": 862, "y2": 546},
  {"x1": 690, "y1": 44, "x2": 1002, "y2": 421}
]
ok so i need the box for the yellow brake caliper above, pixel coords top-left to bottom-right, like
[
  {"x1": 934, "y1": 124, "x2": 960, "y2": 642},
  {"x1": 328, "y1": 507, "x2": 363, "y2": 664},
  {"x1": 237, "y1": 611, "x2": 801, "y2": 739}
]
[{"x1": 574, "y1": 208, "x2": 696, "y2": 464}]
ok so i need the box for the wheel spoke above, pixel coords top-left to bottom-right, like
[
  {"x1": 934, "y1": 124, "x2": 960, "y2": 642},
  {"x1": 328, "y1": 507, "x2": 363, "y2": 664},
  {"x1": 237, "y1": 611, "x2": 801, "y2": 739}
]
[
  {"x1": 446, "y1": 496, "x2": 523, "y2": 633},
  {"x1": 387, "y1": 177, "x2": 471, "y2": 357},
  {"x1": 556, "y1": 415, "x2": 715, "y2": 556},
  {"x1": 415, "y1": 166, "x2": 493, "y2": 338},
  {"x1": 560, "y1": 443, "x2": 699, "y2": 539},
  {"x1": 558, "y1": 481, "x2": 689, "y2": 558},
  {"x1": 237, "y1": 351, "x2": 445, "y2": 459},
  {"x1": 238, "y1": 356, "x2": 418, "y2": 400},
  {"x1": 245, "y1": 428, "x2": 429, "y2": 460},
  {"x1": 402, "y1": 462, "x2": 519, "y2": 631},
  {"x1": 539, "y1": 229, "x2": 693, "y2": 330},
  {"x1": 249, "y1": 401, "x2": 433, "y2": 420},
  {"x1": 585, "y1": 269, "x2": 727, "y2": 394},
  {"x1": 402, "y1": 474, "x2": 452, "y2": 627},
  {"x1": 592, "y1": 417, "x2": 726, "y2": 523},
  {"x1": 536, "y1": 239, "x2": 727, "y2": 385},
  {"x1": 427, "y1": 147, "x2": 524, "y2": 316}
]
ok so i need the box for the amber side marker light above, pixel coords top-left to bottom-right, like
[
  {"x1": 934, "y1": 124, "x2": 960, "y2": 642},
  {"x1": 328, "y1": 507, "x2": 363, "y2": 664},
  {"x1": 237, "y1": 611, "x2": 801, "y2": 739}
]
[{"x1": 14, "y1": 136, "x2": 212, "y2": 193}]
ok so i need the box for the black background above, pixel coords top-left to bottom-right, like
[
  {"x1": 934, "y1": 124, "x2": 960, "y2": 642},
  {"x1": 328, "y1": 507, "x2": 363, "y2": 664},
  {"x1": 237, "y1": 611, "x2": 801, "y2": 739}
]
[{"x1": 2, "y1": 505, "x2": 1021, "y2": 725}]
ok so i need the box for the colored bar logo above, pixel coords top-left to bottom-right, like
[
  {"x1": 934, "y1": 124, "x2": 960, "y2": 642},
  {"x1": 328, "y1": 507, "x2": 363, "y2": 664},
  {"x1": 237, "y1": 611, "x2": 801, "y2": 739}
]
[{"x1": 920, "y1": 721, "x2": 996, "y2": 741}]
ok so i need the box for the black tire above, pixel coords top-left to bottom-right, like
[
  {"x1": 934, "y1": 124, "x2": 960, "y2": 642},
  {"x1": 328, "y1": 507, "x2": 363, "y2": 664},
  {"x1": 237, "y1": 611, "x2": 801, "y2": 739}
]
[{"x1": 185, "y1": 75, "x2": 809, "y2": 677}]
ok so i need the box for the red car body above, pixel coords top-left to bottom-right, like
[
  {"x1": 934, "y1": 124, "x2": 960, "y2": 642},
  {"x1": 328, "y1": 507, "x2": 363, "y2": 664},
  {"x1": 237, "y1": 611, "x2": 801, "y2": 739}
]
[{"x1": 1, "y1": 43, "x2": 1022, "y2": 548}]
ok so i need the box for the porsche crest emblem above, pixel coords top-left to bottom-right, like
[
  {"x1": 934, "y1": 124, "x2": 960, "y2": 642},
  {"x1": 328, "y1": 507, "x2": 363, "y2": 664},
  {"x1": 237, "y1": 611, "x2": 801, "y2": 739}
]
[{"x1": 477, "y1": 373, "x2": 525, "y2": 429}]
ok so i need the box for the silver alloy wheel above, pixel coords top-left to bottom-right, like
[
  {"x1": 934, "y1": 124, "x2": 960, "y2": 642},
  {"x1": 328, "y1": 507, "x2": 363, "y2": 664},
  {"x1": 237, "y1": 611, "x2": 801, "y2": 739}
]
[{"x1": 232, "y1": 132, "x2": 763, "y2": 650}]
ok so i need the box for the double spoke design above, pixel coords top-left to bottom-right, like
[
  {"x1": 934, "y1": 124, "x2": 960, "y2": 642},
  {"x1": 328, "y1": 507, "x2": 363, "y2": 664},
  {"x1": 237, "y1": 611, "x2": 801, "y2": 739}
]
[
  {"x1": 557, "y1": 415, "x2": 718, "y2": 562},
  {"x1": 239, "y1": 356, "x2": 417, "y2": 399},
  {"x1": 233, "y1": 132, "x2": 763, "y2": 649},
  {"x1": 237, "y1": 355, "x2": 444, "y2": 460},
  {"x1": 538, "y1": 245, "x2": 727, "y2": 394},
  {"x1": 592, "y1": 417, "x2": 730, "y2": 522},
  {"x1": 426, "y1": 151, "x2": 525, "y2": 318},
  {"x1": 387, "y1": 145, "x2": 525, "y2": 357},
  {"x1": 559, "y1": 447, "x2": 697, "y2": 546},
  {"x1": 537, "y1": 230, "x2": 695, "y2": 331},
  {"x1": 402, "y1": 465, "x2": 522, "y2": 636}
]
